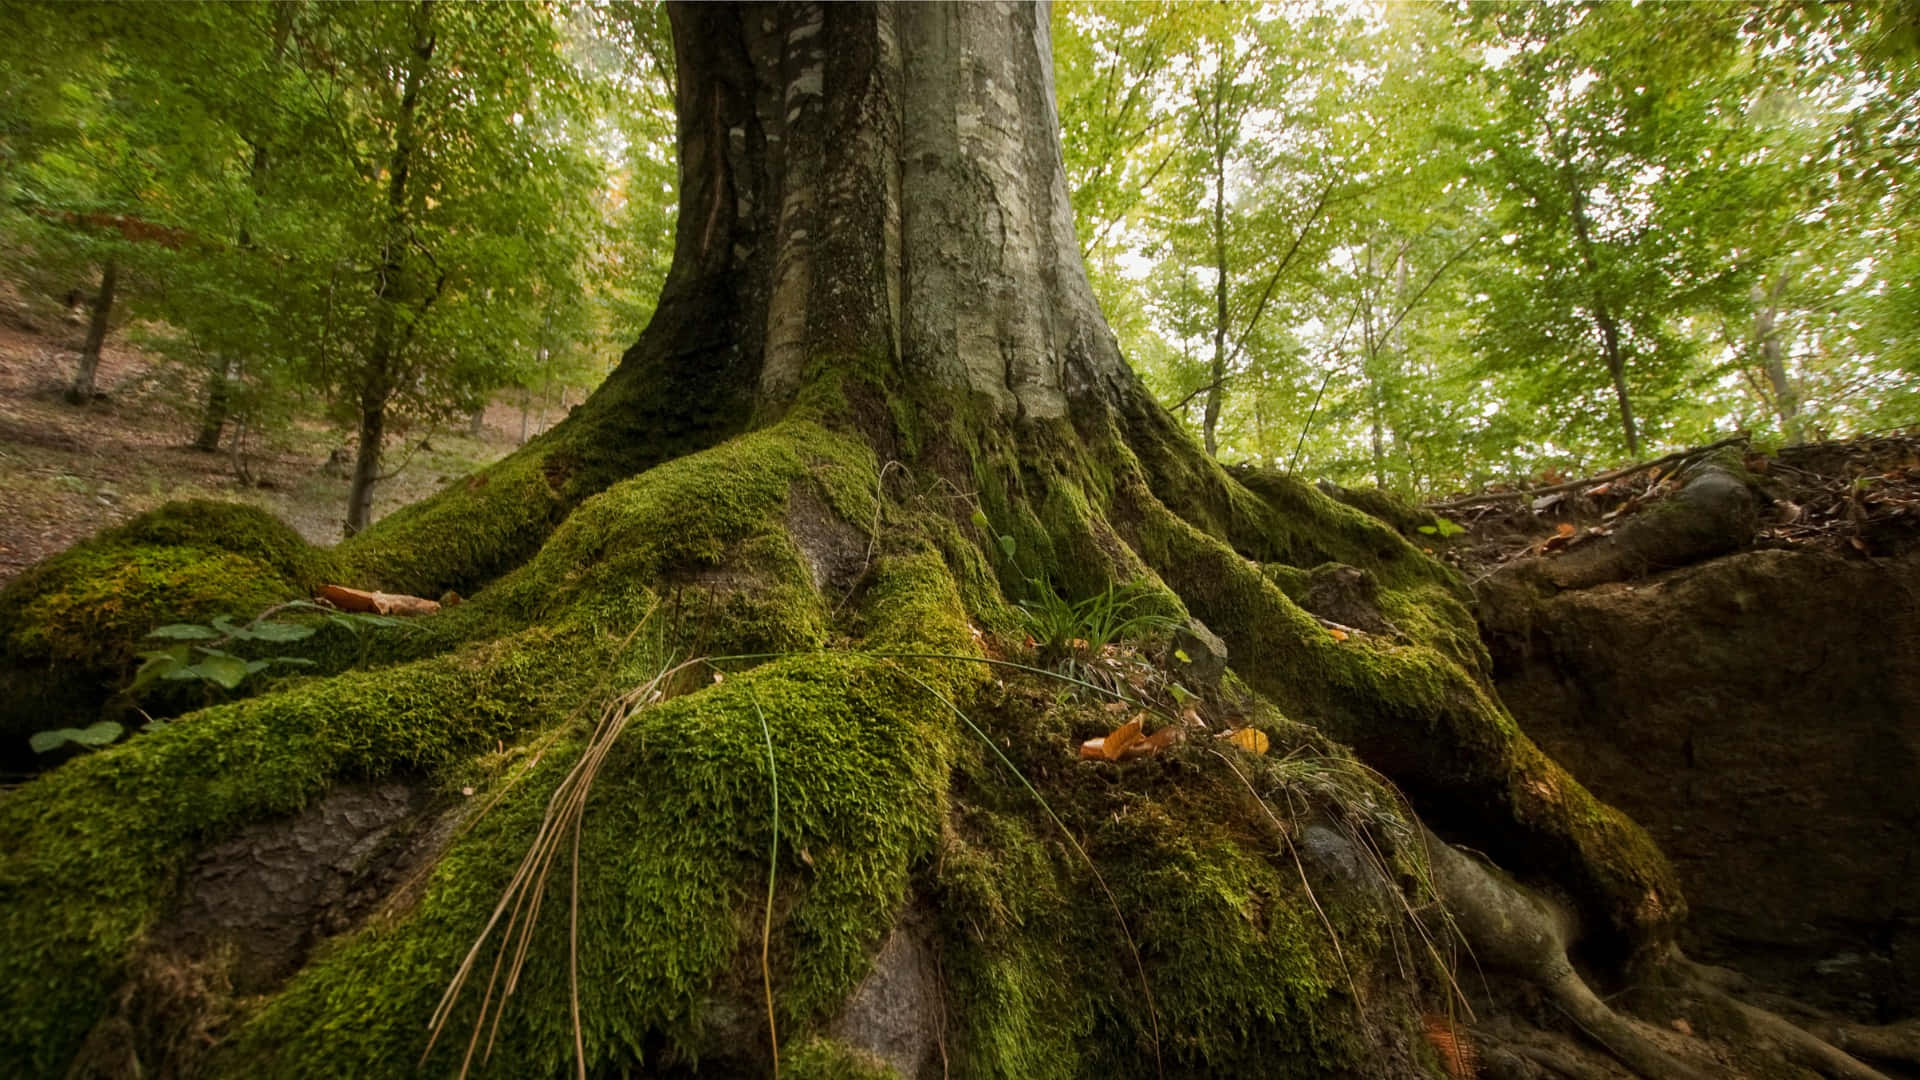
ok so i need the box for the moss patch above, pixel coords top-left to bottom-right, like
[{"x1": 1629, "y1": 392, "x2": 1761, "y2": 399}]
[
  {"x1": 0, "y1": 622, "x2": 636, "y2": 1076},
  {"x1": 0, "y1": 501, "x2": 335, "y2": 749},
  {"x1": 211, "y1": 654, "x2": 952, "y2": 1078}
]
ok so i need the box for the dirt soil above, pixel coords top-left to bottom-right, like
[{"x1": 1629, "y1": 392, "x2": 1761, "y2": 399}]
[
  {"x1": 0, "y1": 306, "x2": 542, "y2": 587},
  {"x1": 1452, "y1": 435, "x2": 1920, "y2": 1024}
]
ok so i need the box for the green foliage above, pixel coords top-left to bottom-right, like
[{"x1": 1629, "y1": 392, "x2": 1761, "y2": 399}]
[
  {"x1": 27, "y1": 721, "x2": 122, "y2": 755},
  {"x1": 1058, "y1": 2, "x2": 1918, "y2": 492},
  {"x1": 130, "y1": 602, "x2": 405, "y2": 694},
  {"x1": 1019, "y1": 581, "x2": 1179, "y2": 666}
]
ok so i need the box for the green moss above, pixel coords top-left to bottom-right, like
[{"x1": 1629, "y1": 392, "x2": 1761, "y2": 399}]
[
  {"x1": 212, "y1": 654, "x2": 952, "y2": 1078},
  {"x1": 482, "y1": 421, "x2": 873, "y2": 641},
  {"x1": 338, "y1": 446, "x2": 569, "y2": 597},
  {"x1": 1117, "y1": 479, "x2": 1684, "y2": 956},
  {"x1": 784, "y1": 1037, "x2": 903, "y2": 1080},
  {"x1": 0, "y1": 501, "x2": 334, "y2": 748},
  {"x1": 934, "y1": 687, "x2": 1405, "y2": 1079},
  {"x1": 0, "y1": 622, "x2": 637, "y2": 1076}
]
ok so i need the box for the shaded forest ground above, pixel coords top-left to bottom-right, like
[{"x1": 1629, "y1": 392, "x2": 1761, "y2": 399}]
[{"x1": 0, "y1": 299, "x2": 540, "y2": 585}]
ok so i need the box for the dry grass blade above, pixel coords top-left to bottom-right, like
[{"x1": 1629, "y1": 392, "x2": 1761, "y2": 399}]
[
  {"x1": 744, "y1": 686, "x2": 782, "y2": 1079},
  {"x1": 424, "y1": 656, "x2": 706, "y2": 1079}
]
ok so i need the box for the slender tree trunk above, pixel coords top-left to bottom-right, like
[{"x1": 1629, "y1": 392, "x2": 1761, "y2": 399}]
[
  {"x1": 1203, "y1": 101, "x2": 1228, "y2": 458},
  {"x1": 195, "y1": 5, "x2": 295, "y2": 452},
  {"x1": 1564, "y1": 183, "x2": 1639, "y2": 455},
  {"x1": 345, "y1": 0, "x2": 435, "y2": 535},
  {"x1": 66, "y1": 259, "x2": 117, "y2": 405},
  {"x1": 1594, "y1": 304, "x2": 1639, "y2": 455},
  {"x1": 193, "y1": 359, "x2": 236, "y2": 451},
  {"x1": 1753, "y1": 276, "x2": 1799, "y2": 443}
]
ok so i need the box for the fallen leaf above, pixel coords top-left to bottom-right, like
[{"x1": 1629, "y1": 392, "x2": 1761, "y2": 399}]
[
  {"x1": 1556, "y1": 522, "x2": 1576, "y2": 538},
  {"x1": 1219, "y1": 728, "x2": 1269, "y2": 755},
  {"x1": 1136, "y1": 725, "x2": 1186, "y2": 756},
  {"x1": 1327, "y1": 627, "x2": 1349, "y2": 642},
  {"x1": 1670, "y1": 1018, "x2": 1694, "y2": 1036},
  {"x1": 1078, "y1": 737, "x2": 1108, "y2": 760},
  {"x1": 1101, "y1": 717, "x2": 1144, "y2": 761}
]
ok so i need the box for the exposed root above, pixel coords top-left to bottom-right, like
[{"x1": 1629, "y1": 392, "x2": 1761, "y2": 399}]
[
  {"x1": 1821, "y1": 1019, "x2": 1920, "y2": 1071},
  {"x1": 1665, "y1": 955, "x2": 1894, "y2": 1080},
  {"x1": 1422, "y1": 831, "x2": 1712, "y2": 1080}
]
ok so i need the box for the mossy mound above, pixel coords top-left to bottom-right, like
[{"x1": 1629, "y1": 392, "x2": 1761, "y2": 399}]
[{"x1": 0, "y1": 501, "x2": 336, "y2": 761}]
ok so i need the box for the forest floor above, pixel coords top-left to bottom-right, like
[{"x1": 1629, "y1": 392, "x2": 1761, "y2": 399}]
[
  {"x1": 1425, "y1": 432, "x2": 1920, "y2": 580},
  {"x1": 0, "y1": 304, "x2": 547, "y2": 587}
]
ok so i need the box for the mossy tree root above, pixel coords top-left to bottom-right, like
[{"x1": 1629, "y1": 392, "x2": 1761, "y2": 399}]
[{"x1": 1422, "y1": 833, "x2": 1714, "y2": 1080}]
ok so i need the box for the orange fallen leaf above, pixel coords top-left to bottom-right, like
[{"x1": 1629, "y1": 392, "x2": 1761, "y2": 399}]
[
  {"x1": 1219, "y1": 728, "x2": 1269, "y2": 755},
  {"x1": 1127, "y1": 725, "x2": 1185, "y2": 759},
  {"x1": 1078, "y1": 737, "x2": 1108, "y2": 760},
  {"x1": 1101, "y1": 717, "x2": 1144, "y2": 761},
  {"x1": 1555, "y1": 522, "x2": 1576, "y2": 538},
  {"x1": 1327, "y1": 627, "x2": 1349, "y2": 642}
]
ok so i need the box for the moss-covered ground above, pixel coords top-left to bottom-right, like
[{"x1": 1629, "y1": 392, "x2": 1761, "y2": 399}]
[{"x1": 0, "y1": 389, "x2": 1679, "y2": 1078}]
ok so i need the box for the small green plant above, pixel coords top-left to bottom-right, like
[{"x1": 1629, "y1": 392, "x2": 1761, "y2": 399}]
[
  {"x1": 28, "y1": 720, "x2": 123, "y2": 755},
  {"x1": 1417, "y1": 517, "x2": 1467, "y2": 539},
  {"x1": 1018, "y1": 578, "x2": 1181, "y2": 695},
  {"x1": 131, "y1": 601, "x2": 405, "y2": 692}
]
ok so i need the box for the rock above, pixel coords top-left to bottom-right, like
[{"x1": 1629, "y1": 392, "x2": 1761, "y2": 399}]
[
  {"x1": 1170, "y1": 616, "x2": 1228, "y2": 691},
  {"x1": 829, "y1": 908, "x2": 941, "y2": 1079}
]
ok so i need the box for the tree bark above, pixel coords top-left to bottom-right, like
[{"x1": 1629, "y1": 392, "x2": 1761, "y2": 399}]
[
  {"x1": 193, "y1": 359, "x2": 235, "y2": 452},
  {"x1": 346, "y1": 0, "x2": 435, "y2": 535},
  {"x1": 65, "y1": 259, "x2": 117, "y2": 405},
  {"x1": 1753, "y1": 275, "x2": 1799, "y2": 443},
  {"x1": 1204, "y1": 88, "x2": 1229, "y2": 458}
]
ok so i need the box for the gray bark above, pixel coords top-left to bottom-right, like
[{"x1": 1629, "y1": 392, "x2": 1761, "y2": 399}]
[
  {"x1": 1752, "y1": 275, "x2": 1799, "y2": 443},
  {"x1": 662, "y1": 1, "x2": 1133, "y2": 428}
]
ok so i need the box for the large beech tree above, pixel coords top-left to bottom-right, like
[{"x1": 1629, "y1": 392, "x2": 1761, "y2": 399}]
[{"x1": 0, "y1": 4, "x2": 1889, "y2": 1079}]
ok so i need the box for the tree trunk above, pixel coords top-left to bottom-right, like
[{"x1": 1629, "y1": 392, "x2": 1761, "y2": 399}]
[
  {"x1": 11, "y1": 6, "x2": 1815, "y2": 1079},
  {"x1": 192, "y1": 358, "x2": 235, "y2": 452},
  {"x1": 1204, "y1": 107, "x2": 1229, "y2": 458},
  {"x1": 344, "y1": 0, "x2": 434, "y2": 536},
  {"x1": 1596, "y1": 302, "x2": 1640, "y2": 455},
  {"x1": 195, "y1": 3, "x2": 294, "y2": 454},
  {"x1": 1754, "y1": 275, "x2": 1800, "y2": 443},
  {"x1": 65, "y1": 259, "x2": 117, "y2": 405}
]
